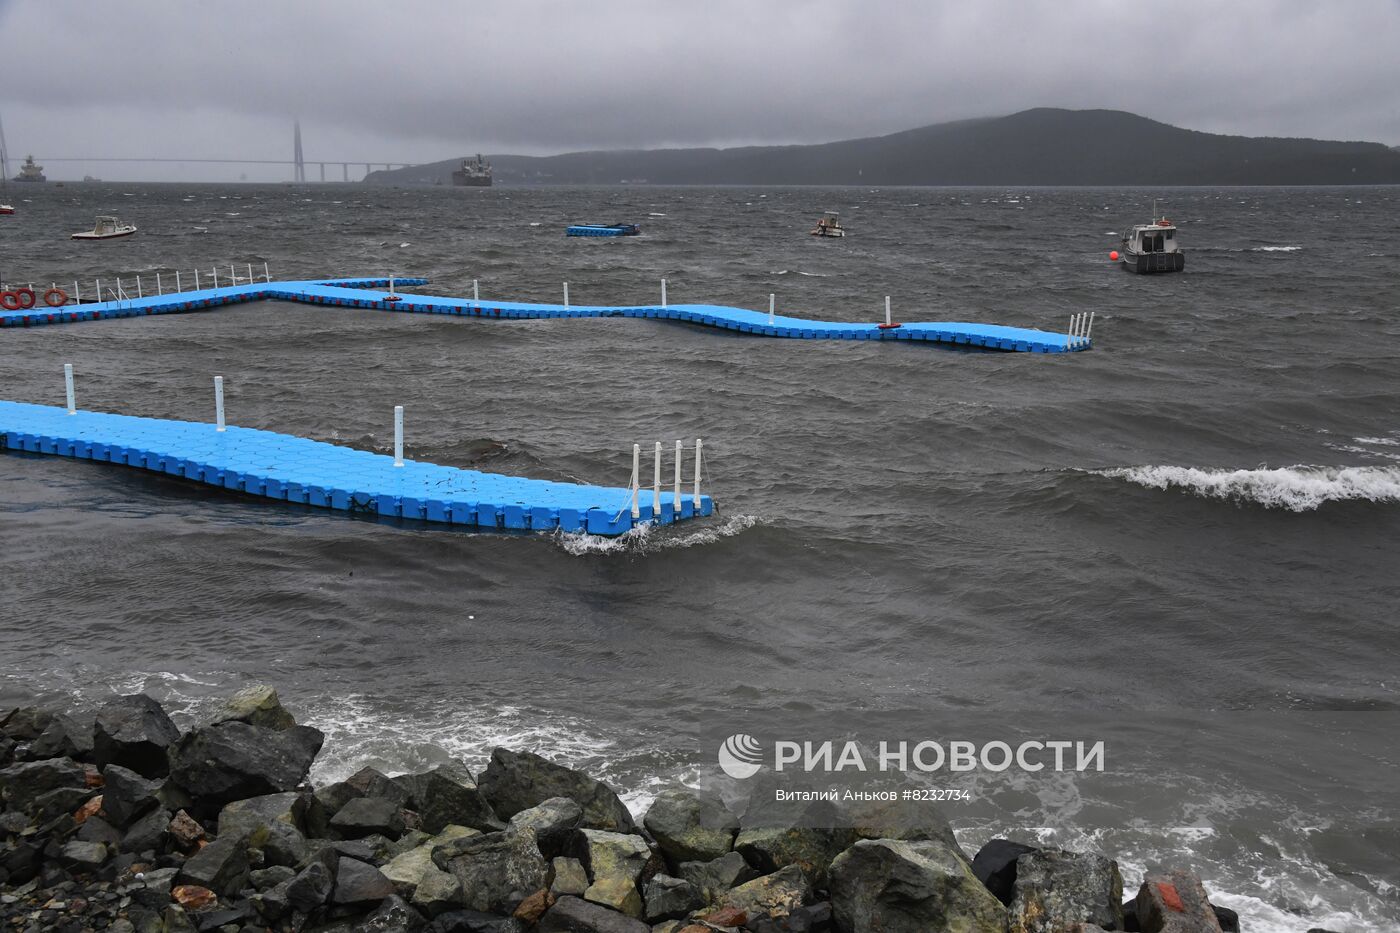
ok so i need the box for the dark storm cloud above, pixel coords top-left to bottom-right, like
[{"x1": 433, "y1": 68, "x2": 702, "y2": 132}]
[{"x1": 2, "y1": 0, "x2": 1397, "y2": 180}]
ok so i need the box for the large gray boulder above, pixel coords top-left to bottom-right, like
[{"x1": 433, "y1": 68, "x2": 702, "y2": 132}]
[
  {"x1": 642, "y1": 789, "x2": 737, "y2": 867},
  {"x1": 736, "y1": 795, "x2": 856, "y2": 888},
  {"x1": 0, "y1": 757, "x2": 87, "y2": 814},
  {"x1": 578, "y1": 829, "x2": 655, "y2": 918},
  {"x1": 1, "y1": 707, "x2": 55, "y2": 741},
  {"x1": 435, "y1": 827, "x2": 548, "y2": 914},
  {"x1": 211, "y1": 685, "x2": 297, "y2": 731},
  {"x1": 1135, "y1": 869, "x2": 1224, "y2": 933},
  {"x1": 538, "y1": 895, "x2": 650, "y2": 933},
  {"x1": 478, "y1": 748, "x2": 634, "y2": 833},
  {"x1": 395, "y1": 761, "x2": 504, "y2": 835},
  {"x1": 333, "y1": 795, "x2": 408, "y2": 839},
  {"x1": 92, "y1": 694, "x2": 181, "y2": 778},
  {"x1": 641, "y1": 874, "x2": 704, "y2": 922},
  {"x1": 508, "y1": 796, "x2": 583, "y2": 860},
  {"x1": 332, "y1": 855, "x2": 396, "y2": 905},
  {"x1": 218, "y1": 792, "x2": 310, "y2": 867},
  {"x1": 1008, "y1": 848, "x2": 1123, "y2": 932},
  {"x1": 676, "y1": 850, "x2": 758, "y2": 903},
  {"x1": 828, "y1": 838, "x2": 1007, "y2": 933},
  {"x1": 100, "y1": 764, "x2": 162, "y2": 828},
  {"x1": 167, "y1": 721, "x2": 323, "y2": 810},
  {"x1": 176, "y1": 831, "x2": 250, "y2": 897},
  {"x1": 27, "y1": 714, "x2": 94, "y2": 761},
  {"x1": 711, "y1": 864, "x2": 813, "y2": 923},
  {"x1": 971, "y1": 839, "x2": 1040, "y2": 905}
]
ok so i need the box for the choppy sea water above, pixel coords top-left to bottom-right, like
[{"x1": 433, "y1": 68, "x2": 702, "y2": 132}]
[{"x1": 1, "y1": 183, "x2": 1397, "y2": 931}]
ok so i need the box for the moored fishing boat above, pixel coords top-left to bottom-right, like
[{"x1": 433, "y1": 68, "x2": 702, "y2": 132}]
[{"x1": 71, "y1": 216, "x2": 138, "y2": 241}]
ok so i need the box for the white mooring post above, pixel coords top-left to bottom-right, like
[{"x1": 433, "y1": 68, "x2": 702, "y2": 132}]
[
  {"x1": 135, "y1": 276, "x2": 141, "y2": 299},
  {"x1": 389, "y1": 275, "x2": 396, "y2": 297},
  {"x1": 692, "y1": 438, "x2": 703, "y2": 507},
  {"x1": 229, "y1": 264, "x2": 236, "y2": 285},
  {"x1": 175, "y1": 271, "x2": 181, "y2": 293},
  {"x1": 73, "y1": 281, "x2": 80, "y2": 303},
  {"x1": 247, "y1": 263, "x2": 254, "y2": 285},
  {"x1": 769, "y1": 293, "x2": 775, "y2": 325},
  {"x1": 194, "y1": 269, "x2": 200, "y2": 290},
  {"x1": 264, "y1": 262, "x2": 271, "y2": 283},
  {"x1": 885, "y1": 296, "x2": 892, "y2": 327},
  {"x1": 1087, "y1": 311, "x2": 1095, "y2": 343},
  {"x1": 652, "y1": 441, "x2": 662, "y2": 516},
  {"x1": 64, "y1": 364, "x2": 75, "y2": 415},
  {"x1": 212, "y1": 268, "x2": 218, "y2": 289},
  {"x1": 473, "y1": 279, "x2": 480, "y2": 306},
  {"x1": 661, "y1": 278, "x2": 668, "y2": 308},
  {"x1": 156, "y1": 272, "x2": 162, "y2": 295},
  {"x1": 393, "y1": 406, "x2": 404, "y2": 467},
  {"x1": 214, "y1": 376, "x2": 226, "y2": 431},
  {"x1": 631, "y1": 444, "x2": 641, "y2": 519},
  {"x1": 673, "y1": 440, "x2": 682, "y2": 513},
  {"x1": 563, "y1": 282, "x2": 569, "y2": 308},
  {"x1": 95, "y1": 278, "x2": 102, "y2": 302}
]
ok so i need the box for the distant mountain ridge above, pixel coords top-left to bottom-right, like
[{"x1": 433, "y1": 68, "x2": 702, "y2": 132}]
[{"x1": 368, "y1": 108, "x2": 1400, "y2": 186}]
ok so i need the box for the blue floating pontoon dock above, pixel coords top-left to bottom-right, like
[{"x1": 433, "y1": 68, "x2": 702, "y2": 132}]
[
  {"x1": 0, "y1": 401, "x2": 708, "y2": 536},
  {"x1": 0, "y1": 276, "x2": 1092, "y2": 353}
]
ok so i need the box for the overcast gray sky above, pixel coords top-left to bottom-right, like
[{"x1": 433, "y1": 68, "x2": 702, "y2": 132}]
[{"x1": 3, "y1": 0, "x2": 1398, "y2": 181}]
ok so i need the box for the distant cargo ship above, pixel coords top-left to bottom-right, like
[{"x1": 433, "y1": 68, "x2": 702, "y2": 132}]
[
  {"x1": 14, "y1": 155, "x2": 45, "y2": 183},
  {"x1": 452, "y1": 154, "x2": 492, "y2": 187}
]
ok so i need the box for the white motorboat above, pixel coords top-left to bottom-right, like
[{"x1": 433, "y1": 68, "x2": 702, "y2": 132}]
[{"x1": 71, "y1": 216, "x2": 137, "y2": 241}]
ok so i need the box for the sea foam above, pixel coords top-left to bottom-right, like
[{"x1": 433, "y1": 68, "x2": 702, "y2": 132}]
[{"x1": 1097, "y1": 465, "x2": 1400, "y2": 511}]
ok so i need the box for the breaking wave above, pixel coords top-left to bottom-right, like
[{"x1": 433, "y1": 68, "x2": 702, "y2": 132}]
[
  {"x1": 1095, "y1": 465, "x2": 1400, "y2": 511},
  {"x1": 1250, "y1": 245, "x2": 1302, "y2": 252},
  {"x1": 551, "y1": 513, "x2": 760, "y2": 556}
]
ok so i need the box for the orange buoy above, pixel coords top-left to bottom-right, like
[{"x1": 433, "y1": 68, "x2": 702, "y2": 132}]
[{"x1": 1109, "y1": 250, "x2": 1119, "y2": 261}]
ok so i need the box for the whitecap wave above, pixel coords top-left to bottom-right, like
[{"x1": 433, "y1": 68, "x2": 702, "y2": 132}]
[
  {"x1": 1096, "y1": 465, "x2": 1400, "y2": 511},
  {"x1": 770, "y1": 269, "x2": 831, "y2": 277},
  {"x1": 1250, "y1": 245, "x2": 1302, "y2": 252},
  {"x1": 551, "y1": 513, "x2": 759, "y2": 556}
]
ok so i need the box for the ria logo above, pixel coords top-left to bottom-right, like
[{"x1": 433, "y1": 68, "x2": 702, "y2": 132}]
[{"x1": 718, "y1": 733, "x2": 764, "y2": 779}]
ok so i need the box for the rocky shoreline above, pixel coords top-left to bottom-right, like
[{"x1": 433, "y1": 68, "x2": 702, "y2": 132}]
[{"x1": 0, "y1": 687, "x2": 1329, "y2": 933}]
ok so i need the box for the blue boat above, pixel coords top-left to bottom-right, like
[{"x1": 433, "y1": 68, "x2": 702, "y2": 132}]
[{"x1": 567, "y1": 223, "x2": 640, "y2": 238}]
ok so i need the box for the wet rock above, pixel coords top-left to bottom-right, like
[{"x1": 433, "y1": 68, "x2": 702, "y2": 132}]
[
  {"x1": 211, "y1": 684, "x2": 297, "y2": 731},
  {"x1": 167, "y1": 721, "x2": 324, "y2": 811},
  {"x1": 734, "y1": 822, "x2": 855, "y2": 890},
  {"x1": 1, "y1": 706, "x2": 55, "y2": 740},
  {"x1": 411, "y1": 863, "x2": 464, "y2": 917},
  {"x1": 33, "y1": 783, "x2": 98, "y2": 821},
  {"x1": 74, "y1": 793, "x2": 104, "y2": 824},
  {"x1": 366, "y1": 893, "x2": 430, "y2": 932},
  {"x1": 177, "y1": 831, "x2": 250, "y2": 896},
  {"x1": 285, "y1": 857, "x2": 337, "y2": 913},
  {"x1": 0, "y1": 732, "x2": 14, "y2": 766},
  {"x1": 746, "y1": 901, "x2": 833, "y2": 933},
  {"x1": 168, "y1": 809, "x2": 207, "y2": 849},
  {"x1": 384, "y1": 825, "x2": 480, "y2": 895},
  {"x1": 676, "y1": 850, "x2": 758, "y2": 903},
  {"x1": 250, "y1": 864, "x2": 297, "y2": 889},
  {"x1": 396, "y1": 761, "x2": 507, "y2": 835},
  {"x1": 551, "y1": 855, "x2": 590, "y2": 897},
  {"x1": 171, "y1": 884, "x2": 218, "y2": 911},
  {"x1": 698, "y1": 905, "x2": 747, "y2": 927},
  {"x1": 579, "y1": 828, "x2": 654, "y2": 918},
  {"x1": 437, "y1": 826, "x2": 548, "y2": 914},
  {"x1": 538, "y1": 895, "x2": 651, "y2": 933},
  {"x1": 0, "y1": 757, "x2": 87, "y2": 814},
  {"x1": 643, "y1": 790, "x2": 738, "y2": 868},
  {"x1": 58, "y1": 839, "x2": 109, "y2": 870},
  {"x1": 478, "y1": 748, "x2": 635, "y2": 833},
  {"x1": 346, "y1": 765, "x2": 414, "y2": 807},
  {"x1": 1008, "y1": 848, "x2": 1123, "y2": 933},
  {"x1": 27, "y1": 714, "x2": 94, "y2": 761},
  {"x1": 100, "y1": 764, "x2": 162, "y2": 828},
  {"x1": 92, "y1": 695, "x2": 181, "y2": 778},
  {"x1": 1135, "y1": 869, "x2": 1223, "y2": 933},
  {"x1": 162, "y1": 904, "x2": 198, "y2": 933},
  {"x1": 971, "y1": 839, "x2": 1039, "y2": 906},
  {"x1": 711, "y1": 864, "x2": 812, "y2": 922},
  {"x1": 332, "y1": 795, "x2": 408, "y2": 839},
  {"x1": 218, "y1": 790, "x2": 305, "y2": 834},
  {"x1": 76, "y1": 814, "x2": 123, "y2": 847},
  {"x1": 119, "y1": 805, "x2": 173, "y2": 854},
  {"x1": 1213, "y1": 905, "x2": 1240, "y2": 932},
  {"x1": 641, "y1": 874, "x2": 703, "y2": 922},
  {"x1": 514, "y1": 887, "x2": 555, "y2": 923},
  {"x1": 426, "y1": 910, "x2": 527, "y2": 933},
  {"x1": 509, "y1": 796, "x2": 583, "y2": 860},
  {"x1": 828, "y1": 838, "x2": 1006, "y2": 933},
  {"x1": 332, "y1": 854, "x2": 396, "y2": 905}
]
